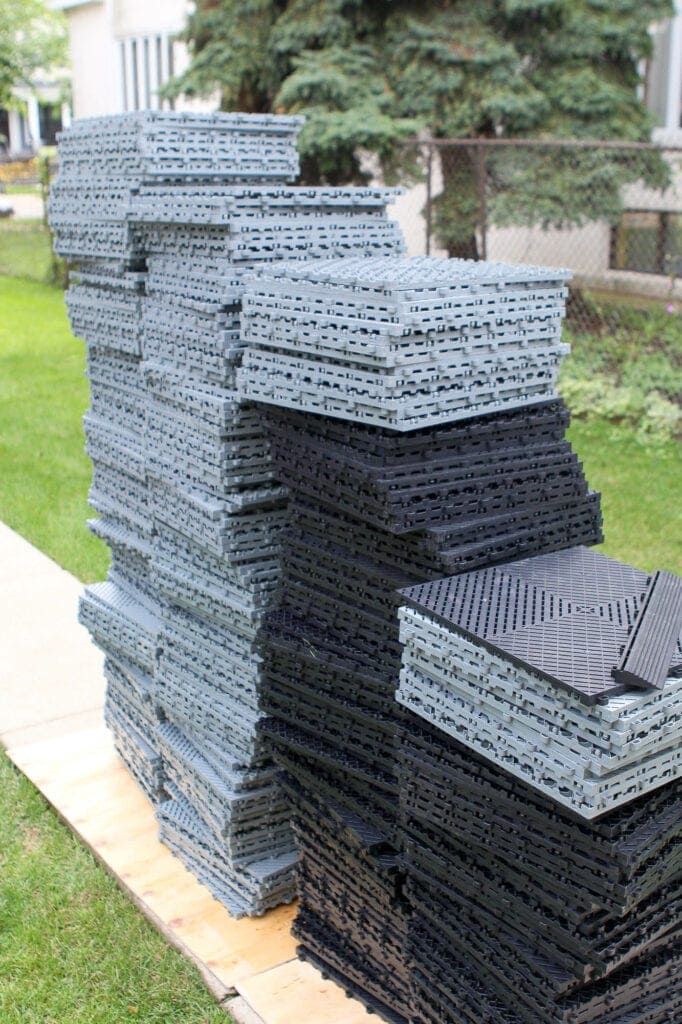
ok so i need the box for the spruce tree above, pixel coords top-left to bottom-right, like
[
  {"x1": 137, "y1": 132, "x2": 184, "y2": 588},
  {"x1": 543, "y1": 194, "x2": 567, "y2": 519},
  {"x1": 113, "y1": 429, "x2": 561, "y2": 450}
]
[{"x1": 170, "y1": 0, "x2": 672, "y2": 256}]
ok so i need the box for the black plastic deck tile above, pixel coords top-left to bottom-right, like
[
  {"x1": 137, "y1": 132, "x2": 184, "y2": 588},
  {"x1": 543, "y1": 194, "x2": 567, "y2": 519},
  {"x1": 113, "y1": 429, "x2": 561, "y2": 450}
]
[
  {"x1": 398, "y1": 701, "x2": 682, "y2": 1023},
  {"x1": 399, "y1": 546, "x2": 682, "y2": 702},
  {"x1": 613, "y1": 571, "x2": 682, "y2": 691}
]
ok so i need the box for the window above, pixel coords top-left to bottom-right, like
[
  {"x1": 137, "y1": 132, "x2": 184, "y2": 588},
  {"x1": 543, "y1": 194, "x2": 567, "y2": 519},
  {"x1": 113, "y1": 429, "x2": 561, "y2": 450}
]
[
  {"x1": 610, "y1": 210, "x2": 682, "y2": 276},
  {"x1": 38, "y1": 102, "x2": 62, "y2": 147},
  {"x1": 156, "y1": 35, "x2": 163, "y2": 97},
  {"x1": 645, "y1": 22, "x2": 673, "y2": 126},
  {"x1": 0, "y1": 109, "x2": 10, "y2": 153},
  {"x1": 143, "y1": 37, "x2": 151, "y2": 109},
  {"x1": 120, "y1": 40, "x2": 128, "y2": 111},
  {"x1": 119, "y1": 33, "x2": 177, "y2": 112},
  {"x1": 130, "y1": 39, "x2": 140, "y2": 110},
  {"x1": 167, "y1": 37, "x2": 175, "y2": 111}
]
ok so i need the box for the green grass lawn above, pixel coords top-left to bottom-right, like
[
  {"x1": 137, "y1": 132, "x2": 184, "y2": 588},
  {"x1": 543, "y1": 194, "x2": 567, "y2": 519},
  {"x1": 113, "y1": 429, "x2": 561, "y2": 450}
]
[
  {"x1": 0, "y1": 753, "x2": 226, "y2": 1024},
  {"x1": 0, "y1": 220, "x2": 53, "y2": 282},
  {"x1": 4, "y1": 184, "x2": 42, "y2": 195},
  {"x1": 0, "y1": 276, "x2": 109, "y2": 582},
  {"x1": 568, "y1": 419, "x2": 681, "y2": 573}
]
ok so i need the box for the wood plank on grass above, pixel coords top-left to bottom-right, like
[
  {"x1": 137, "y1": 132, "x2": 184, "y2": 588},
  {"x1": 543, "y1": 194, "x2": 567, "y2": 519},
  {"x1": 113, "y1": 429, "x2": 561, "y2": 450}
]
[{"x1": 7, "y1": 725, "x2": 372, "y2": 1024}]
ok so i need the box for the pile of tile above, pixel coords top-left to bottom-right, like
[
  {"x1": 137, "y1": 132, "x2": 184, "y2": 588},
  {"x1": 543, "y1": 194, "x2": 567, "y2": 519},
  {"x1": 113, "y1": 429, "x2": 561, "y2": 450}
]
[
  {"x1": 50, "y1": 117, "x2": 166, "y2": 808},
  {"x1": 49, "y1": 111, "x2": 305, "y2": 263},
  {"x1": 243, "y1": 257, "x2": 603, "y2": 1020},
  {"x1": 262, "y1": 400, "x2": 602, "y2": 842},
  {"x1": 131, "y1": 157, "x2": 403, "y2": 919},
  {"x1": 53, "y1": 112, "x2": 681, "y2": 1024},
  {"x1": 51, "y1": 110, "x2": 404, "y2": 918},
  {"x1": 80, "y1": 585, "x2": 164, "y2": 804},
  {"x1": 237, "y1": 256, "x2": 570, "y2": 429},
  {"x1": 397, "y1": 547, "x2": 682, "y2": 817},
  {"x1": 288, "y1": 786, "x2": 412, "y2": 1023},
  {"x1": 397, "y1": 546, "x2": 682, "y2": 1023}
]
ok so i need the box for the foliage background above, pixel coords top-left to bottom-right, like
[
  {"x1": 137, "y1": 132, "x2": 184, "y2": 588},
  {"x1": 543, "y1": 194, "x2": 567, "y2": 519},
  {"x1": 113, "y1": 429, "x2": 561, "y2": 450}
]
[
  {"x1": 169, "y1": 0, "x2": 673, "y2": 255},
  {"x1": 0, "y1": 0, "x2": 67, "y2": 110}
]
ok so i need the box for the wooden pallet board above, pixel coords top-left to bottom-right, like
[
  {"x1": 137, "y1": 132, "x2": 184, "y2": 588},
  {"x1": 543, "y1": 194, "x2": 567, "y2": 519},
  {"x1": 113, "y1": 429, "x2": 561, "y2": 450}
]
[{"x1": 7, "y1": 726, "x2": 371, "y2": 1024}]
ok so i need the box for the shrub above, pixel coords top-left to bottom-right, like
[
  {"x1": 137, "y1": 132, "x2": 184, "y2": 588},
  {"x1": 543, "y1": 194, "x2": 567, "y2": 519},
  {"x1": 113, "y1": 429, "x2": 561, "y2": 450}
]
[{"x1": 560, "y1": 302, "x2": 682, "y2": 443}]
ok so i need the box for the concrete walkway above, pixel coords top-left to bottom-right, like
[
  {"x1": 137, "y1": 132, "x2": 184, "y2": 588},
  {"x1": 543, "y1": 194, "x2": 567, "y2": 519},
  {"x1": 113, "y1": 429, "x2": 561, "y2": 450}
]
[
  {"x1": 6, "y1": 194, "x2": 44, "y2": 219},
  {"x1": 0, "y1": 521, "x2": 105, "y2": 747}
]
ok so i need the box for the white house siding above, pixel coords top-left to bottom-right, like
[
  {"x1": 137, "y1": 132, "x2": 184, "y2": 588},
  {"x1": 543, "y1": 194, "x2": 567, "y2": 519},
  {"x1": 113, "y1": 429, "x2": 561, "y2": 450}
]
[
  {"x1": 66, "y1": 2, "x2": 118, "y2": 118},
  {"x1": 486, "y1": 222, "x2": 611, "y2": 278},
  {"x1": 58, "y1": 0, "x2": 214, "y2": 118}
]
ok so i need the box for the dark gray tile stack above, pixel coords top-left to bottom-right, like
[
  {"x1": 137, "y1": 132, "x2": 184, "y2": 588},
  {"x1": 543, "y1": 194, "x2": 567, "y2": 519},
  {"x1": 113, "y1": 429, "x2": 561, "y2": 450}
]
[
  {"x1": 397, "y1": 547, "x2": 682, "y2": 1023},
  {"x1": 50, "y1": 111, "x2": 404, "y2": 918},
  {"x1": 237, "y1": 258, "x2": 603, "y2": 1020}
]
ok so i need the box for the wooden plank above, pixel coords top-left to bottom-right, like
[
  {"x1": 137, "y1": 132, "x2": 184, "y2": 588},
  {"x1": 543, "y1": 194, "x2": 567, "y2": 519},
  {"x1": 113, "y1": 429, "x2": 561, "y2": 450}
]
[
  {"x1": 7, "y1": 725, "x2": 372, "y2": 1024},
  {"x1": 237, "y1": 959, "x2": 372, "y2": 1024},
  {"x1": 7, "y1": 727, "x2": 298, "y2": 995}
]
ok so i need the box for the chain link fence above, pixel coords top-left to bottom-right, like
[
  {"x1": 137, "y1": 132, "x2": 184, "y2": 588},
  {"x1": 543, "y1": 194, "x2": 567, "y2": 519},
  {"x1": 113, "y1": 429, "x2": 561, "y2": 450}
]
[{"x1": 388, "y1": 139, "x2": 682, "y2": 334}]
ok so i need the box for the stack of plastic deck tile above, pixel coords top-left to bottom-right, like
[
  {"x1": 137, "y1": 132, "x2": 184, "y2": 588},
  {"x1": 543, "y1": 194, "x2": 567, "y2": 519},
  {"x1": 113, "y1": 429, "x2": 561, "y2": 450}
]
[
  {"x1": 397, "y1": 546, "x2": 682, "y2": 1023},
  {"x1": 133, "y1": 186, "x2": 404, "y2": 565},
  {"x1": 237, "y1": 256, "x2": 570, "y2": 428},
  {"x1": 51, "y1": 110, "x2": 407, "y2": 918},
  {"x1": 260, "y1": 400, "x2": 602, "y2": 836},
  {"x1": 238, "y1": 256, "x2": 604, "y2": 1020},
  {"x1": 129, "y1": 147, "x2": 403, "y2": 918},
  {"x1": 50, "y1": 117, "x2": 169, "y2": 806},
  {"x1": 136, "y1": 181, "x2": 301, "y2": 916}
]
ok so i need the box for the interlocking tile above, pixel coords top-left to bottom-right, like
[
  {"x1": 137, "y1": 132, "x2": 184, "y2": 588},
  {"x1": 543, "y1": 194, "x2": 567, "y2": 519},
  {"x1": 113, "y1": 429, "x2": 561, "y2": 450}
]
[{"x1": 400, "y1": 547, "x2": 682, "y2": 701}]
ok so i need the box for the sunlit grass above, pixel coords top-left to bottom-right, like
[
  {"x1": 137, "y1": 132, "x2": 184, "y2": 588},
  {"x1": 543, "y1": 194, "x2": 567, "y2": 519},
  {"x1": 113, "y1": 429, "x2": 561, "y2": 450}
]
[
  {"x1": 0, "y1": 276, "x2": 109, "y2": 581},
  {"x1": 0, "y1": 220, "x2": 53, "y2": 282},
  {"x1": 0, "y1": 752, "x2": 228, "y2": 1024}
]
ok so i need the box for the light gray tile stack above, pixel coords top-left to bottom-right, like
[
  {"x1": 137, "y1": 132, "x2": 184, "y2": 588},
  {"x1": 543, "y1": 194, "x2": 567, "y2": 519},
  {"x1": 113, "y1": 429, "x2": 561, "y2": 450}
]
[
  {"x1": 49, "y1": 111, "x2": 305, "y2": 264},
  {"x1": 50, "y1": 110, "x2": 405, "y2": 918},
  {"x1": 131, "y1": 144, "x2": 403, "y2": 919},
  {"x1": 237, "y1": 256, "x2": 570, "y2": 429},
  {"x1": 50, "y1": 117, "x2": 166, "y2": 811},
  {"x1": 80, "y1": 582, "x2": 164, "y2": 803}
]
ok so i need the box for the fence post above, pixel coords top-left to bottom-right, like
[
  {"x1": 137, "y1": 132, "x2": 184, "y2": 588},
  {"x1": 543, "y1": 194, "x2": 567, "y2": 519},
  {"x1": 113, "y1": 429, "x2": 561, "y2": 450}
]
[
  {"x1": 425, "y1": 143, "x2": 433, "y2": 256},
  {"x1": 476, "y1": 143, "x2": 487, "y2": 261},
  {"x1": 40, "y1": 154, "x2": 67, "y2": 288},
  {"x1": 38, "y1": 154, "x2": 50, "y2": 228}
]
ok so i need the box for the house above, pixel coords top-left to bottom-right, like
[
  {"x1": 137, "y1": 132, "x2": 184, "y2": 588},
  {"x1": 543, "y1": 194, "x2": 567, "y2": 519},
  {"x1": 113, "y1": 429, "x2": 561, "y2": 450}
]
[
  {"x1": 52, "y1": 0, "x2": 212, "y2": 118},
  {"x1": 0, "y1": 77, "x2": 69, "y2": 158}
]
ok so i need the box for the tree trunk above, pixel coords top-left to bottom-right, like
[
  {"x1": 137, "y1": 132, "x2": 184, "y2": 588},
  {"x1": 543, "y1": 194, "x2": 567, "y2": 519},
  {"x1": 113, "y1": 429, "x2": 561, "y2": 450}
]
[
  {"x1": 430, "y1": 144, "x2": 482, "y2": 260},
  {"x1": 446, "y1": 233, "x2": 480, "y2": 260}
]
